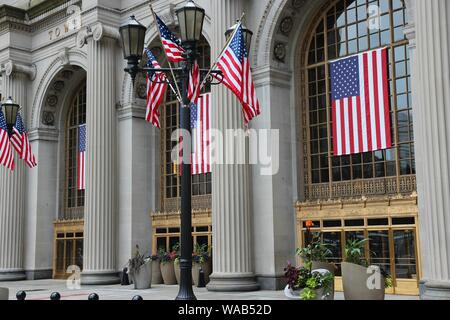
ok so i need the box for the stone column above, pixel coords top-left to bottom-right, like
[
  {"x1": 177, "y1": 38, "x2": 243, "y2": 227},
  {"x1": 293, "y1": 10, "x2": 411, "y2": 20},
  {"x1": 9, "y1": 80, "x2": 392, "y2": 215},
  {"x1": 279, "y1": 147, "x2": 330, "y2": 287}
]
[
  {"x1": 80, "y1": 23, "x2": 120, "y2": 285},
  {"x1": 411, "y1": 0, "x2": 450, "y2": 299},
  {"x1": 0, "y1": 61, "x2": 35, "y2": 281},
  {"x1": 207, "y1": 0, "x2": 259, "y2": 292}
]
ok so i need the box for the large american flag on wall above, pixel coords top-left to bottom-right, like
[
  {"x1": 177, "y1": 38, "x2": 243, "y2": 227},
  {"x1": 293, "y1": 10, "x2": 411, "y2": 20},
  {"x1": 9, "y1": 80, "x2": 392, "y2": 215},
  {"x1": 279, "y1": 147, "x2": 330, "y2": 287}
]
[
  {"x1": 190, "y1": 93, "x2": 211, "y2": 175},
  {"x1": 77, "y1": 124, "x2": 86, "y2": 190},
  {"x1": 330, "y1": 47, "x2": 392, "y2": 156}
]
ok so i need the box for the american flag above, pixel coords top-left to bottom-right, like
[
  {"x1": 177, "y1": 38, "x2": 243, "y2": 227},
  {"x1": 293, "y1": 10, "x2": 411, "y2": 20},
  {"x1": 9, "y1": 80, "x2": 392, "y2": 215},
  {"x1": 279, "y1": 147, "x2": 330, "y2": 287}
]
[
  {"x1": 330, "y1": 47, "x2": 392, "y2": 156},
  {"x1": 145, "y1": 48, "x2": 167, "y2": 128},
  {"x1": 188, "y1": 60, "x2": 200, "y2": 104},
  {"x1": 77, "y1": 124, "x2": 86, "y2": 190},
  {"x1": 11, "y1": 113, "x2": 37, "y2": 168},
  {"x1": 190, "y1": 93, "x2": 211, "y2": 175},
  {"x1": 216, "y1": 24, "x2": 261, "y2": 124},
  {"x1": 155, "y1": 14, "x2": 185, "y2": 63},
  {"x1": 0, "y1": 108, "x2": 14, "y2": 170}
]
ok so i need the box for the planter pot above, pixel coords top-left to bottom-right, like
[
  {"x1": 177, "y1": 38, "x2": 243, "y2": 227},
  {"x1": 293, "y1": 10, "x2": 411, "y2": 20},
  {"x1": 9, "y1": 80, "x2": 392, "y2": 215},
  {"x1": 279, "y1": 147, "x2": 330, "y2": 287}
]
[
  {"x1": 174, "y1": 261, "x2": 180, "y2": 284},
  {"x1": 0, "y1": 288, "x2": 8, "y2": 301},
  {"x1": 284, "y1": 285, "x2": 329, "y2": 300},
  {"x1": 311, "y1": 261, "x2": 335, "y2": 300},
  {"x1": 161, "y1": 261, "x2": 177, "y2": 285},
  {"x1": 151, "y1": 260, "x2": 163, "y2": 284},
  {"x1": 341, "y1": 262, "x2": 385, "y2": 300},
  {"x1": 129, "y1": 260, "x2": 152, "y2": 290},
  {"x1": 192, "y1": 260, "x2": 212, "y2": 286}
]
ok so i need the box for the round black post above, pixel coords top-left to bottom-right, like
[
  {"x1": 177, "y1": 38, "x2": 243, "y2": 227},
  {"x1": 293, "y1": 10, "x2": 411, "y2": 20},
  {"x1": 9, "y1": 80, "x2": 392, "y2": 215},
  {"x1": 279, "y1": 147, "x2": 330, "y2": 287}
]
[{"x1": 176, "y1": 41, "x2": 197, "y2": 301}]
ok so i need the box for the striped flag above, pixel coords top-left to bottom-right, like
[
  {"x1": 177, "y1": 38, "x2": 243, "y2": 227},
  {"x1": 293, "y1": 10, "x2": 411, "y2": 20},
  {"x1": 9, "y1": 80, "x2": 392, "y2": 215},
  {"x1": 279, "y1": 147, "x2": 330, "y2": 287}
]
[
  {"x1": 216, "y1": 24, "x2": 261, "y2": 124},
  {"x1": 11, "y1": 113, "x2": 37, "y2": 168},
  {"x1": 77, "y1": 124, "x2": 86, "y2": 190},
  {"x1": 0, "y1": 108, "x2": 14, "y2": 170},
  {"x1": 330, "y1": 47, "x2": 392, "y2": 156},
  {"x1": 155, "y1": 14, "x2": 185, "y2": 63},
  {"x1": 145, "y1": 48, "x2": 167, "y2": 128},
  {"x1": 188, "y1": 60, "x2": 200, "y2": 104},
  {"x1": 190, "y1": 93, "x2": 211, "y2": 175}
]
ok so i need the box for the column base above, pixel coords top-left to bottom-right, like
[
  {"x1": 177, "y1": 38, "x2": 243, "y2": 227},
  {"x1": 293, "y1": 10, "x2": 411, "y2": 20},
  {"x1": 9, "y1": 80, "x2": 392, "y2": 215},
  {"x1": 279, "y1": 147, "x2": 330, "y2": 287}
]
[
  {"x1": 81, "y1": 271, "x2": 120, "y2": 285},
  {"x1": 421, "y1": 280, "x2": 450, "y2": 300},
  {"x1": 207, "y1": 273, "x2": 260, "y2": 292},
  {"x1": 0, "y1": 270, "x2": 26, "y2": 282}
]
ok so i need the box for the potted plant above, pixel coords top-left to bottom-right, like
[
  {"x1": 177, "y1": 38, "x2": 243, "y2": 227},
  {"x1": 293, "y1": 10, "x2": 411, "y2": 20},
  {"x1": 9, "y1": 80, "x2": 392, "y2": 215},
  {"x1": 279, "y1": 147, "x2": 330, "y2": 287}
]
[
  {"x1": 160, "y1": 248, "x2": 178, "y2": 285},
  {"x1": 297, "y1": 232, "x2": 336, "y2": 274},
  {"x1": 150, "y1": 252, "x2": 163, "y2": 285},
  {"x1": 341, "y1": 238, "x2": 392, "y2": 300},
  {"x1": 283, "y1": 262, "x2": 334, "y2": 300},
  {"x1": 127, "y1": 245, "x2": 152, "y2": 289},
  {"x1": 192, "y1": 243, "x2": 211, "y2": 286},
  {"x1": 172, "y1": 243, "x2": 181, "y2": 284}
]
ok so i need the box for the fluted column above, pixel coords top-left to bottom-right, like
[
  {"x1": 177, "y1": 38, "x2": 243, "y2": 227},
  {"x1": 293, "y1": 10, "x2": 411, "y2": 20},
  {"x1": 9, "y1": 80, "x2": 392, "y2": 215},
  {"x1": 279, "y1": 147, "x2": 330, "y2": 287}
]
[
  {"x1": 207, "y1": 0, "x2": 259, "y2": 292},
  {"x1": 0, "y1": 67, "x2": 30, "y2": 281},
  {"x1": 412, "y1": 0, "x2": 450, "y2": 299},
  {"x1": 80, "y1": 25, "x2": 119, "y2": 285}
]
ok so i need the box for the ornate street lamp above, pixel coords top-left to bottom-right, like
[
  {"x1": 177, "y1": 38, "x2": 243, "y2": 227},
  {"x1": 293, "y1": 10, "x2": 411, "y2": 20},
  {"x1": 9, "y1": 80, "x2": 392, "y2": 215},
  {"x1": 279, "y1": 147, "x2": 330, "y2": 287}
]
[
  {"x1": 121, "y1": 0, "x2": 222, "y2": 301},
  {"x1": 0, "y1": 96, "x2": 20, "y2": 136},
  {"x1": 225, "y1": 21, "x2": 253, "y2": 52},
  {"x1": 119, "y1": 15, "x2": 147, "y2": 84}
]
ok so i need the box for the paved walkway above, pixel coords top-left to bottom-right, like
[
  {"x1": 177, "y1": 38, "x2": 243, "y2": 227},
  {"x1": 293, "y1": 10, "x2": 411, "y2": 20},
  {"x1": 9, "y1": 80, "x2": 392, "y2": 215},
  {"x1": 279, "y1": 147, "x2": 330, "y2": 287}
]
[{"x1": 0, "y1": 280, "x2": 419, "y2": 300}]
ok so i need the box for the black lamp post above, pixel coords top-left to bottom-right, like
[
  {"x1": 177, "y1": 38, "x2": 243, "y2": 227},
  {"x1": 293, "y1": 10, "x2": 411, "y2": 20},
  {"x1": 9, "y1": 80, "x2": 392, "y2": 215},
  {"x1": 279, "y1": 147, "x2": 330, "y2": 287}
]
[
  {"x1": 120, "y1": 0, "x2": 220, "y2": 301},
  {"x1": 1, "y1": 96, "x2": 20, "y2": 136}
]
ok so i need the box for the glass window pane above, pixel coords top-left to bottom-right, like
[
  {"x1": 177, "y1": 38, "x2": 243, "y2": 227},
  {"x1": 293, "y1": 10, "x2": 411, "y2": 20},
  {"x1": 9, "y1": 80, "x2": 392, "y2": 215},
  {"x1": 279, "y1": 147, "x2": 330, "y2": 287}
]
[{"x1": 394, "y1": 230, "x2": 417, "y2": 280}]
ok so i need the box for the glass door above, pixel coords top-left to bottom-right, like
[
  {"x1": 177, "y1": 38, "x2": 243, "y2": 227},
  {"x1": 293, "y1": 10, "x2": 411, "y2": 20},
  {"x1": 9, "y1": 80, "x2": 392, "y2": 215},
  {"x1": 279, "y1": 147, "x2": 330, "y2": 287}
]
[{"x1": 392, "y1": 228, "x2": 418, "y2": 294}]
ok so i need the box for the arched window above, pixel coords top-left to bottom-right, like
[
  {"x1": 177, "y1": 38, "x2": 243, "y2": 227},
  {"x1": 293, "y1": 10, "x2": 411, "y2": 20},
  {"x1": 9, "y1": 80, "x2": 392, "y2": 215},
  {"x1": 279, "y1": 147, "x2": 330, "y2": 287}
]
[
  {"x1": 158, "y1": 37, "x2": 212, "y2": 212},
  {"x1": 65, "y1": 84, "x2": 86, "y2": 218},
  {"x1": 303, "y1": 0, "x2": 414, "y2": 199}
]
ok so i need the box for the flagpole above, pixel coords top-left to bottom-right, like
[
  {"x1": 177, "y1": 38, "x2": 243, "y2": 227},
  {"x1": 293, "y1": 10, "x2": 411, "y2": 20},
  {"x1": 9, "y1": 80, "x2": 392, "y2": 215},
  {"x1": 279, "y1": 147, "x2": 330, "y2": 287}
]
[
  {"x1": 149, "y1": 3, "x2": 183, "y2": 103},
  {"x1": 196, "y1": 12, "x2": 245, "y2": 94}
]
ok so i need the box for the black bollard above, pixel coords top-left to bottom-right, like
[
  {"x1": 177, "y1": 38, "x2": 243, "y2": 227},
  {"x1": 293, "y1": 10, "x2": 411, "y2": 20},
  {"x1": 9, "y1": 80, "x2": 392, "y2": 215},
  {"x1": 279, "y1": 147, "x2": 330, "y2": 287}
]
[
  {"x1": 50, "y1": 292, "x2": 61, "y2": 301},
  {"x1": 197, "y1": 267, "x2": 206, "y2": 288},
  {"x1": 16, "y1": 291, "x2": 26, "y2": 301},
  {"x1": 132, "y1": 295, "x2": 143, "y2": 301},
  {"x1": 88, "y1": 293, "x2": 99, "y2": 301},
  {"x1": 121, "y1": 267, "x2": 130, "y2": 286}
]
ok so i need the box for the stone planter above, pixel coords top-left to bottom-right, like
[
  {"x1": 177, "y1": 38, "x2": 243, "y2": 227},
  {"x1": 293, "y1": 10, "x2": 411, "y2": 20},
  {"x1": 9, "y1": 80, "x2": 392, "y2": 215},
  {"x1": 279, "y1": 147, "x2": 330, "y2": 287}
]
[
  {"x1": 151, "y1": 260, "x2": 163, "y2": 284},
  {"x1": 161, "y1": 261, "x2": 177, "y2": 285},
  {"x1": 0, "y1": 288, "x2": 9, "y2": 301},
  {"x1": 341, "y1": 262, "x2": 385, "y2": 300},
  {"x1": 174, "y1": 260, "x2": 180, "y2": 284},
  {"x1": 129, "y1": 259, "x2": 152, "y2": 290},
  {"x1": 311, "y1": 261, "x2": 336, "y2": 300},
  {"x1": 192, "y1": 260, "x2": 212, "y2": 286},
  {"x1": 284, "y1": 285, "x2": 329, "y2": 300}
]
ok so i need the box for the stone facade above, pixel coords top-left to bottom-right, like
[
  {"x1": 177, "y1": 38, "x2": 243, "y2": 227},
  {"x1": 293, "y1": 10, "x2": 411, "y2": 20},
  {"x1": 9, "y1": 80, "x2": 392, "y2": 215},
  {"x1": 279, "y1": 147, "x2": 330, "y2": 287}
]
[{"x1": 0, "y1": 0, "x2": 449, "y2": 299}]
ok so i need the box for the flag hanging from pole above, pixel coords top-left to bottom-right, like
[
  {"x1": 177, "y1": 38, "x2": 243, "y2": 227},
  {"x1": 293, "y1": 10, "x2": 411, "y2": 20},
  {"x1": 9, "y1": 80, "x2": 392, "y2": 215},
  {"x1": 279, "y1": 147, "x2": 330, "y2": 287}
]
[
  {"x1": 330, "y1": 47, "x2": 392, "y2": 156},
  {"x1": 11, "y1": 113, "x2": 37, "y2": 168},
  {"x1": 216, "y1": 24, "x2": 261, "y2": 124},
  {"x1": 188, "y1": 60, "x2": 200, "y2": 104},
  {"x1": 77, "y1": 124, "x2": 86, "y2": 190},
  {"x1": 0, "y1": 108, "x2": 14, "y2": 171},
  {"x1": 155, "y1": 14, "x2": 185, "y2": 63},
  {"x1": 145, "y1": 48, "x2": 167, "y2": 128},
  {"x1": 190, "y1": 93, "x2": 211, "y2": 175}
]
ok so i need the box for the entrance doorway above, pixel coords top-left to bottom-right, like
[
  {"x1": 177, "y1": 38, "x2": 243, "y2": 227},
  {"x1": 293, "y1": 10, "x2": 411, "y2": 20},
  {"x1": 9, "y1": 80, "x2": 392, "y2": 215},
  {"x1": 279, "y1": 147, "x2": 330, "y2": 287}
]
[
  {"x1": 53, "y1": 220, "x2": 84, "y2": 279},
  {"x1": 299, "y1": 216, "x2": 420, "y2": 295}
]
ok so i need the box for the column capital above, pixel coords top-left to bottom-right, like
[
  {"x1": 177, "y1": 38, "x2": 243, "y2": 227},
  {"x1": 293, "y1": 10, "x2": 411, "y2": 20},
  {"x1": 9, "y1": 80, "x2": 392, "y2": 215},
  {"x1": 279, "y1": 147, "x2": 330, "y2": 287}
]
[
  {"x1": 2, "y1": 61, "x2": 36, "y2": 80},
  {"x1": 76, "y1": 23, "x2": 120, "y2": 48}
]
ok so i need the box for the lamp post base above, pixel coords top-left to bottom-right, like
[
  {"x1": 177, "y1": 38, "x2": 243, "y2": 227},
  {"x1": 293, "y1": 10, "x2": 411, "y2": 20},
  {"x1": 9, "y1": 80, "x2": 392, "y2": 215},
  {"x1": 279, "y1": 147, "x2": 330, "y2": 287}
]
[{"x1": 207, "y1": 273, "x2": 260, "y2": 292}]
